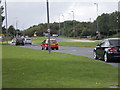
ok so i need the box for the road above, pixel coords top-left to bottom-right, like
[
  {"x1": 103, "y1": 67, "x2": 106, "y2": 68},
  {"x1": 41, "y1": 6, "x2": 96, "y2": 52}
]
[
  {"x1": 54, "y1": 37, "x2": 98, "y2": 42},
  {"x1": 21, "y1": 44, "x2": 119, "y2": 68},
  {"x1": 10, "y1": 37, "x2": 120, "y2": 68}
]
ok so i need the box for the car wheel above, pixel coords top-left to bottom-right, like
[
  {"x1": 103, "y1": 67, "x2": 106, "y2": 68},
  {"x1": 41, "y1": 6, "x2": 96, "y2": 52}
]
[
  {"x1": 93, "y1": 51, "x2": 98, "y2": 59},
  {"x1": 45, "y1": 47, "x2": 48, "y2": 50},
  {"x1": 42, "y1": 48, "x2": 44, "y2": 50},
  {"x1": 56, "y1": 47, "x2": 59, "y2": 50},
  {"x1": 52, "y1": 48, "x2": 54, "y2": 50},
  {"x1": 104, "y1": 53, "x2": 110, "y2": 62}
]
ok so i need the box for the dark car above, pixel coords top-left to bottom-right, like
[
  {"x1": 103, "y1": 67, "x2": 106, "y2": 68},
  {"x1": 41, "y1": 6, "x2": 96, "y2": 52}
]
[
  {"x1": 93, "y1": 38, "x2": 120, "y2": 62},
  {"x1": 15, "y1": 38, "x2": 25, "y2": 46}
]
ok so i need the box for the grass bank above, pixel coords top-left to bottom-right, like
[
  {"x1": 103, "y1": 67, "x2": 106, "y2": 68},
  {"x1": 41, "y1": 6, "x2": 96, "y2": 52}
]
[
  {"x1": 2, "y1": 45, "x2": 119, "y2": 88},
  {"x1": 58, "y1": 41, "x2": 99, "y2": 47},
  {"x1": 32, "y1": 37, "x2": 99, "y2": 47},
  {"x1": 32, "y1": 36, "x2": 47, "y2": 44}
]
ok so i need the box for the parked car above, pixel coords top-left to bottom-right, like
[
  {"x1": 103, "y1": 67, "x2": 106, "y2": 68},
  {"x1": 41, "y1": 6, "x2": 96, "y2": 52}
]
[
  {"x1": 15, "y1": 38, "x2": 25, "y2": 46},
  {"x1": 11, "y1": 38, "x2": 16, "y2": 43},
  {"x1": 24, "y1": 38, "x2": 32, "y2": 44},
  {"x1": 52, "y1": 34, "x2": 58, "y2": 37},
  {"x1": 93, "y1": 38, "x2": 120, "y2": 62},
  {"x1": 41, "y1": 39, "x2": 59, "y2": 50}
]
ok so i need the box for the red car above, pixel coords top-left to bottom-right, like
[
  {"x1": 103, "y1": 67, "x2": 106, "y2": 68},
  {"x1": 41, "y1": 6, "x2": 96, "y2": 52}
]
[{"x1": 41, "y1": 39, "x2": 59, "y2": 50}]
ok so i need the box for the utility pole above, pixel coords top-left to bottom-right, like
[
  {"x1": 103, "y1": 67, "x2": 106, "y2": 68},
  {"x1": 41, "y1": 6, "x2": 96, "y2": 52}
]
[
  {"x1": 94, "y1": 3, "x2": 98, "y2": 33},
  {"x1": 62, "y1": 14, "x2": 66, "y2": 36},
  {"x1": 58, "y1": 17, "x2": 61, "y2": 36},
  {"x1": 0, "y1": 3, "x2": 1, "y2": 89},
  {"x1": 0, "y1": 1, "x2": 1, "y2": 47},
  {"x1": 5, "y1": 0, "x2": 8, "y2": 43},
  {"x1": 71, "y1": 11, "x2": 75, "y2": 37},
  {"x1": 46, "y1": 0, "x2": 51, "y2": 54},
  {"x1": 94, "y1": 3, "x2": 100, "y2": 39}
]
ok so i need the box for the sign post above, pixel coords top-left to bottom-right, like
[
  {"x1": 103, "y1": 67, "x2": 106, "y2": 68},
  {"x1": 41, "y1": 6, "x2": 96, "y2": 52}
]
[{"x1": 46, "y1": 0, "x2": 51, "y2": 54}]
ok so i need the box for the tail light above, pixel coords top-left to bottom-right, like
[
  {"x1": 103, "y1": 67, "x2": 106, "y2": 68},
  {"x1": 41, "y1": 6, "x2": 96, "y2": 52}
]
[
  {"x1": 56, "y1": 43, "x2": 58, "y2": 45},
  {"x1": 45, "y1": 43, "x2": 48, "y2": 46},
  {"x1": 109, "y1": 48, "x2": 117, "y2": 51}
]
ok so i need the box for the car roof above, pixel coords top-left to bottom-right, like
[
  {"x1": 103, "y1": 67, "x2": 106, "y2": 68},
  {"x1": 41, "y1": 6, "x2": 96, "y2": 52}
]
[
  {"x1": 104, "y1": 38, "x2": 120, "y2": 41},
  {"x1": 46, "y1": 39, "x2": 57, "y2": 41}
]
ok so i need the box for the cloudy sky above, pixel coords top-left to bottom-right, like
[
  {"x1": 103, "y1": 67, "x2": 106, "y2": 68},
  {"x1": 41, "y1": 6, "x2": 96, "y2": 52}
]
[{"x1": 1, "y1": 0, "x2": 120, "y2": 30}]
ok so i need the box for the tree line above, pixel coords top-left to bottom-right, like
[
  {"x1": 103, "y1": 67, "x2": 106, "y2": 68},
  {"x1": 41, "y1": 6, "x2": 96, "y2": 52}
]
[{"x1": 2, "y1": 11, "x2": 120, "y2": 39}]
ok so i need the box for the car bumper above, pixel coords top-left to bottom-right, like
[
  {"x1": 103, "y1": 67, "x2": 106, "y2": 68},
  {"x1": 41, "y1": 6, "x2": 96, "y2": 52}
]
[
  {"x1": 108, "y1": 53, "x2": 120, "y2": 61},
  {"x1": 45, "y1": 45, "x2": 58, "y2": 48}
]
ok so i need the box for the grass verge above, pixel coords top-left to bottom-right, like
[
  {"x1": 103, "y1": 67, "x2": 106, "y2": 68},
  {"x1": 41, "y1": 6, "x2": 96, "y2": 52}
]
[
  {"x1": 58, "y1": 41, "x2": 99, "y2": 47},
  {"x1": 32, "y1": 37, "x2": 99, "y2": 47},
  {"x1": 2, "y1": 45, "x2": 119, "y2": 88},
  {"x1": 32, "y1": 37, "x2": 47, "y2": 44}
]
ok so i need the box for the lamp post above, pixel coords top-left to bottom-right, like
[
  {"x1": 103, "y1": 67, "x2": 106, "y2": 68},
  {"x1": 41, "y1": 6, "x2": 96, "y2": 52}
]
[
  {"x1": 46, "y1": 0, "x2": 51, "y2": 54},
  {"x1": 94, "y1": 3, "x2": 100, "y2": 39},
  {"x1": 58, "y1": 17, "x2": 61, "y2": 36},
  {"x1": 16, "y1": 19, "x2": 18, "y2": 38},
  {"x1": 5, "y1": 0, "x2": 8, "y2": 43},
  {"x1": 94, "y1": 3, "x2": 98, "y2": 32},
  {"x1": 62, "y1": 14, "x2": 66, "y2": 36},
  {"x1": 0, "y1": 1, "x2": 1, "y2": 51},
  {"x1": 71, "y1": 11, "x2": 75, "y2": 37}
]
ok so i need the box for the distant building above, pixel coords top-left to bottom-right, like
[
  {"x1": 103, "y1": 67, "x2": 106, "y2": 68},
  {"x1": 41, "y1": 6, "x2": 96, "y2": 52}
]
[{"x1": 118, "y1": 1, "x2": 120, "y2": 12}]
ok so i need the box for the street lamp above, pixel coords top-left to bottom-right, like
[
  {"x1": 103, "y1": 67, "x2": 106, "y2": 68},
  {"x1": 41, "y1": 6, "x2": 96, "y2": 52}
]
[
  {"x1": 94, "y1": 3, "x2": 100, "y2": 39},
  {"x1": 46, "y1": 0, "x2": 51, "y2": 54},
  {"x1": 16, "y1": 19, "x2": 19, "y2": 38},
  {"x1": 71, "y1": 11, "x2": 75, "y2": 37},
  {"x1": 94, "y1": 3, "x2": 99, "y2": 33},
  {"x1": 5, "y1": 0, "x2": 8, "y2": 43},
  {"x1": 58, "y1": 17, "x2": 61, "y2": 36},
  {"x1": 62, "y1": 14, "x2": 66, "y2": 36}
]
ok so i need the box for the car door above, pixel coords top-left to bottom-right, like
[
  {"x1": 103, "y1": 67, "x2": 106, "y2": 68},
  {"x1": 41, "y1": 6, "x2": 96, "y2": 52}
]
[
  {"x1": 41, "y1": 40, "x2": 46, "y2": 48},
  {"x1": 96, "y1": 40, "x2": 109, "y2": 59},
  {"x1": 96, "y1": 41, "x2": 106, "y2": 58}
]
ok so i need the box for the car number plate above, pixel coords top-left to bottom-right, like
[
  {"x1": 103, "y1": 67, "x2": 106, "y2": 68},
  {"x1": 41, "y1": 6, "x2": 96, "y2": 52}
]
[{"x1": 51, "y1": 44, "x2": 55, "y2": 45}]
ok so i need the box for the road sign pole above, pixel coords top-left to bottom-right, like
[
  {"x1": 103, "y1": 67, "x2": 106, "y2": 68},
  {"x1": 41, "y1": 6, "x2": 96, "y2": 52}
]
[{"x1": 46, "y1": 0, "x2": 51, "y2": 54}]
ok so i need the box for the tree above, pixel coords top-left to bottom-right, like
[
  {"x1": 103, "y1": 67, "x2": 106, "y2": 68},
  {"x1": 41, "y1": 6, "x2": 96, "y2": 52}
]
[
  {"x1": 21, "y1": 11, "x2": 120, "y2": 38},
  {"x1": 8, "y1": 25, "x2": 16, "y2": 37}
]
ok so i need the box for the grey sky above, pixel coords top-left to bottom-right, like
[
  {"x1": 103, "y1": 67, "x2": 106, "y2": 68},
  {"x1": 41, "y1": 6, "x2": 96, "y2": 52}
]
[{"x1": 1, "y1": 0, "x2": 120, "y2": 30}]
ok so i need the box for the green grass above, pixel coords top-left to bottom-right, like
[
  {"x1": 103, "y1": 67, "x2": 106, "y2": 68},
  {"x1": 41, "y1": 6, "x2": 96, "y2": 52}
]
[
  {"x1": 2, "y1": 45, "x2": 119, "y2": 88},
  {"x1": 109, "y1": 34, "x2": 120, "y2": 38},
  {"x1": 32, "y1": 37, "x2": 99, "y2": 47},
  {"x1": 32, "y1": 36, "x2": 47, "y2": 44},
  {"x1": 58, "y1": 41, "x2": 99, "y2": 47}
]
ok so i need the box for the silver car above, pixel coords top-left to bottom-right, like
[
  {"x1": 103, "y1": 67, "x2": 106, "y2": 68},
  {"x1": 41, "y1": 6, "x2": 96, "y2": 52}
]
[{"x1": 24, "y1": 38, "x2": 32, "y2": 45}]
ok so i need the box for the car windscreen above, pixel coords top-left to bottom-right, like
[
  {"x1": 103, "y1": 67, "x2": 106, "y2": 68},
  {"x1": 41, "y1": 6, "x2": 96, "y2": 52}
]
[
  {"x1": 109, "y1": 39, "x2": 120, "y2": 46},
  {"x1": 50, "y1": 40, "x2": 57, "y2": 43}
]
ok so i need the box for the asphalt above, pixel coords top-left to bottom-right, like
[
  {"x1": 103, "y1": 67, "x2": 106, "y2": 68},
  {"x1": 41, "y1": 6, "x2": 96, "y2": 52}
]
[{"x1": 9, "y1": 37, "x2": 120, "y2": 68}]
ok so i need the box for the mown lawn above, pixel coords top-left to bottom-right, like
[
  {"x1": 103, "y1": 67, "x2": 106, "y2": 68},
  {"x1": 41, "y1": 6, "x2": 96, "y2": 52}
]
[
  {"x1": 32, "y1": 37, "x2": 99, "y2": 47},
  {"x1": 32, "y1": 37, "x2": 47, "y2": 44},
  {"x1": 2, "y1": 45, "x2": 119, "y2": 88},
  {"x1": 58, "y1": 41, "x2": 99, "y2": 47}
]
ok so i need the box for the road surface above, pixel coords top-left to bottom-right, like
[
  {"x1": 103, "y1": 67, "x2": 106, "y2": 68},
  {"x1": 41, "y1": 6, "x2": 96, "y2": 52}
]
[
  {"x1": 10, "y1": 37, "x2": 120, "y2": 68},
  {"x1": 20, "y1": 44, "x2": 119, "y2": 68}
]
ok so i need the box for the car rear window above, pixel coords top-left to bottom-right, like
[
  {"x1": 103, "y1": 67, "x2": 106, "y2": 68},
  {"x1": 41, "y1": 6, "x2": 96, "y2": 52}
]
[
  {"x1": 17, "y1": 38, "x2": 23, "y2": 40},
  {"x1": 109, "y1": 39, "x2": 120, "y2": 46},
  {"x1": 50, "y1": 40, "x2": 57, "y2": 43},
  {"x1": 26, "y1": 39, "x2": 31, "y2": 40}
]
